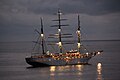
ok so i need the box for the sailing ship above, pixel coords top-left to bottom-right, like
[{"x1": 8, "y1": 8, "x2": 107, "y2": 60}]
[{"x1": 25, "y1": 10, "x2": 103, "y2": 67}]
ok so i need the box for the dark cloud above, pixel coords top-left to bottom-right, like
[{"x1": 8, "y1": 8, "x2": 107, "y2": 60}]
[
  {"x1": 0, "y1": 0, "x2": 120, "y2": 41},
  {"x1": 0, "y1": 0, "x2": 120, "y2": 15},
  {"x1": 27, "y1": 0, "x2": 120, "y2": 15}
]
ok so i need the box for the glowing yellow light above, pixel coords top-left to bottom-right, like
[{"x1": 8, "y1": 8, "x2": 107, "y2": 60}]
[
  {"x1": 77, "y1": 30, "x2": 80, "y2": 34},
  {"x1": 59, "y1": 12, "x2": 62, "y2": 15},
  {"x1": 50, "y1": 66, "x2": 56, "y2": 72},
  {"x1": 75, "y1": 65, "x2": 83, "y2": 75},
  {"x1": 78, "y1": 61, "x2": 80, "y2": 64},
  {"x1": 98, "y1": 52, "x2": 101, "y2": 54},
  {"x1": 97, "y1": 63, "x2": 102, "y2": 74},
  {"x1": 66, "y1": 56, "x2": 69, "y2": 59},
  {"x1": 86, "y1": 52, "x2": 89, "y2": 56},
  {"x1": 58, "y1": 29, "x2": 61, "y2": 32},
  {"x1": 50, "y1": 66, "x2": 56, "y2": 76},
  {"x1": 58, "y1": 42, "x2": 62, "y2": 47},
  {"x1": 97, "y1": 63, "x2": 103, "y2": 79},
  {"x1": 41, "y1": 34, "x2": 44, "y2": 37},
  {"x1": 77, "y1": 43, "x2": 81, "y2": 48},
  {"x1": 97, "y1": 63, "x2": 102, "y2": 69},
  {"x1": 76, "y1": 65, "x2": 83, "y2": 71},
  {"x1": 86, "y1": 52, "x2": 88, "y2": 55}
]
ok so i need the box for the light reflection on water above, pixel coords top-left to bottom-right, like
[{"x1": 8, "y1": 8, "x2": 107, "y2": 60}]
[
  {"x1": 96, "y1": 63, "x2": 103, "y2": 80},
  {"x1": 49, "y1": 63, "x2": 104, "y2": 80},
  {"x1": 49, "y1": 65, "x2": 84, "y2": 80}
]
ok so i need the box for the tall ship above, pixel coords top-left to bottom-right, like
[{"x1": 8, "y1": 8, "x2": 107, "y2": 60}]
[{"x1": 25, "y1": 10, "x2": 103, "y2": 67}]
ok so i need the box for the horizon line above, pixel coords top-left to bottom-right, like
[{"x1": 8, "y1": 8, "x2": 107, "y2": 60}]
[{"x1": 0, "y1": 39, "x2": 120, "y2": 43}]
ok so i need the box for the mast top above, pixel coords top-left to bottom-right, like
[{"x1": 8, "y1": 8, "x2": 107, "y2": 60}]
[
  {"x1": 78, "y1": 14, "x2": 80, "y2": 30},
  {"x1": 57, "y1": 9, "x2": 62, "y2": 15},
  {"x1": 40, "y1": 17, "x2": 44, "y2": 35}
]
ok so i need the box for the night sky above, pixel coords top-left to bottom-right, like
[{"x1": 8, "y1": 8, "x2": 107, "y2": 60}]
[{"x1": 0, "y1": 0, "x2": 120, "y2": 42}]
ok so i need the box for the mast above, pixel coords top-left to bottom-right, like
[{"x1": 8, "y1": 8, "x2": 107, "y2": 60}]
[
  {"x1": 57, "y1": 9, "x2": 62, "y2": 54},
  {"x1": 40, "y1": 18, "x2": 45, "y2": 54},
  {"x1": 49, "y1": 9, "x2": 70, "y2": 54},
  {"x1": 77, "y1": 15, "x2": 81, "y2": 52}
]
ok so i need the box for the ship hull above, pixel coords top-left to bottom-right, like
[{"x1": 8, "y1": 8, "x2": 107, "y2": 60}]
[
  {"x1": 25, "y1": 57, "x2": 49, "y2": 67},
  {"x1": 25, "y1": 50, "x2": 103, "y2": 67},
  {"x1": 25, "y1": 56, "x2": 91, "y2": 67}
]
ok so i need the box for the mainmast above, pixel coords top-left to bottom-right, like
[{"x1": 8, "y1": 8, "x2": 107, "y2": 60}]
[
  {"x1": 40, "y1": 18, "x2": 45, "y2": 54},
  {"x1": 77, "y1": 15, "x2": 81, "y2": 52},
  {"x1": 49, "y1": 9, "x2": 71, "y2": 54}
]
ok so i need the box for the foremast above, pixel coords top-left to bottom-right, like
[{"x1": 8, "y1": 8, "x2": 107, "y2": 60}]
[
  {"x1": 40, "y1": 18, "x2": 45, "y2": 54},
  {"x1": 77, "y1": 15, "x2": 81, "y2": 53}
]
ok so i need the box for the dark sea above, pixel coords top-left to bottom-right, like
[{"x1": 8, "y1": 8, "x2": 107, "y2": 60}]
[{"x1": 0, "y1": 40, "x2": 120, "y2": 80}]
